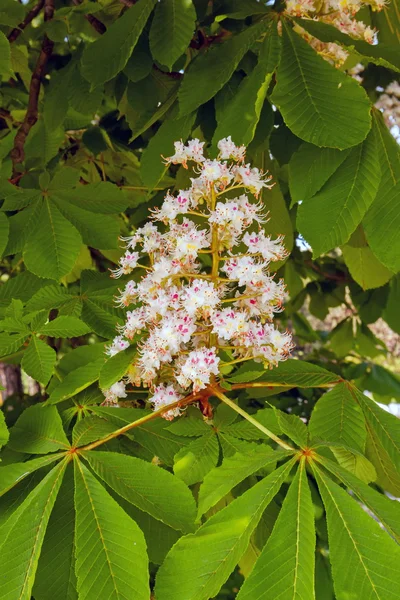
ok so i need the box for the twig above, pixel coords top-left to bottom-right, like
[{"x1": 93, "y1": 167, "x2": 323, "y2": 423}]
[
  {"x1": 72, "y1": 0, "x2": 106, "y2": 34},
  {"x1": 7, "y1": 0, "x2": 45, "y2": 43},
  {"x1": 10, "y1": 0, "x2": 55, "y2": 177},
  {"x1": 209, "y1": 385, "x2": 295, "y2": 451}
]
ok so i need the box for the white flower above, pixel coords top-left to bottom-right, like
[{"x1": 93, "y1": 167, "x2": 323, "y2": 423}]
[
  {"x1": 211, "y1": 308, "x2": 249, "y2": 340},
  {"x1": 217, "y1": 136, "x2": 246, "y2": 162},
  {"x1": 181, "y1": 280, "x2": 221, "y2": 316},
  {"x1": 149, "y1": 383, "x2": 183, "y2": 420},
  {"x1": 176, "y1": 347, "x2": 220, "y2": 391},
  {"x1": 111, "y1": 251, "x2": 140, "y2": 278},
  {"x1": 242, "y1": 230, "x2": 287, "y2": 262},
  {"x1": 103, "y1": 137, "x2": 294, "y2": 408},
  {"x1": 102, "y1": 380, "x2": 127, "y2": 405},
  {"x1": 233, "y1": 164, "x2": 273, "y2": 196},
  {"x1": 106, "y1": 336, "x2": 130, "y2": 357}
]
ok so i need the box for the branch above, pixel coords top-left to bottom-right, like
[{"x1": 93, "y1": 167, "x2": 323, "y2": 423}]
[
  {"x1": 209, "y1": 385, "x2": 295, "y2": 451},
  {"x1": 72, "y1": 0, "x2": 107, "y2": 34},
  {"x1": 75, "y1": 389, "x2": 203, "y2": 453},
  {"x1": 7, "y1": 0, "x2": 45, "y2": 43},
  {"x1": 10, "y1": 0, "x2": 54, "y2": 177}
]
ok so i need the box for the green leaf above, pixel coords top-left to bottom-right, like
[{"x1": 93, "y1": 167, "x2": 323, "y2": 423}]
[
  {"x1": 213, "y1": 21, "x2": 280, "y2": 146},
  {"x1": 328, "y1": 319, "x2": 354, "y2": 358},
  {"x1": 383, "y1": 274, "x2": 400, "y2": 334},
  {"x1": 0, "y1": 460, "x2": 66, "y2": 600},
  {"x1": 173, "y1": 430, "x2": 219, "y2": 485},
  {"x1": 228, "y1": 362, "x2": 266, "y2": 383},
  {"x1": 83, "y1": 450, "x2": 196, "y2": 532},
  {"x1": 155, "y1": 459, "x2": 295, "y2": 600},
  {"x1": 0, "y1": 453, "x2": 65, "y2": 497},
  {"x1": 74, "y1": 459, "x2": 150, "y2": 600},
  {"x1": 0, "y1": 212, "x2": 9, "y2": 258},
  {"x1": 178, "y1": 20, "x2": 268, "y2": 116},
  {"x1": 150, "y1": 0, "x2": 196, "y2": 70},
  {"x1": 342, "y1": 243, "x2": 394, "y2": 290},
  {"x1": 237, "y1": 461, "x2": 315, "y2": 600},
  {"x1": 0, "y1": 30, "x2": 12, "y2": 80},
  {"x1": 365, "y1": 427, "x2": 400, "y2": 496},
  {"x1": 21, "y1": 337, "x2": 56, "y2": 386},
  {"x1": 293, "y1": 17, "x2": 400, "y2": 72},
  {"x1": 288, "y1": 143, "x2": 349, "y2": 205},
  {"x1": 247, "y1": 358, "x2": 340, "y2": 387},
  {"x1": 47, "y1": 357, "x2": 104, "y2": 404},
  {"x1": 0, "y1": 409, "x2": 9, "y2": 449},
  {"x1": 140, "y1": 110, "x2": 196, "y2": 189},
  {"x1": 53, "y1": 199, "x2": 120, "y2": 250},
  {"x1": 37, "y1": 316, "x2": 91, "y2": 338},
  {"x1": 99, "y1": 345, "x2": 136, "y2": 390},
  {"x1": 8, "y1": 405, "x2": 70, "y2": 454},
  {"x1": 297, "y1": 127, "x2": 380, "y2": 257},
  {"x1": 166, "y1": 416, "x2": 210, "y2": 437},
  {"x1": 72, "y1": 416, "x2": 117, "y2": 447},
  {"x1": 330, "y1": 446, "x2": 376, "y2": 484},
  {"x1": 309, "y1": 382, "x2": 366, "y2": 452},
  {"x1": 314, "y1": 464, "x2": 400, "y2": 600},
  {"x1": 24, "y1": 199, "x2": 82, "y2": 281},
  {"x1": 363, "y1": 133, "x2": 400, "y2": 272},
  {"x1": 81, "y1": 0, "x2": 157, "y2": 87},
  {"x1": 270, "y1": 23, "x2": 371, "y2": 149},
  {"x1": 354, "y1": 387, "x2": 400, "y2": 473},
  {"x1": 43, "y1": 59, "x2": 76, "y2": 131},
  {"x1": 275, "y1": 409, "x2": 308, "y2": 448},
  {"x1": 33, "y1": 464, "x2": 77, "y2": 600},
  {"x1": 317, "y1": 454, "x2": 400, "y2": 542},
  {"x1": 0, "y1": 0, "x2": 25, "y2": 27},
  {"x1": 197, "y1": 447, "x2": 289, "y2": 518},
  {"x1": 92, "y1": 406, "x2": 189, "y2": 466}
]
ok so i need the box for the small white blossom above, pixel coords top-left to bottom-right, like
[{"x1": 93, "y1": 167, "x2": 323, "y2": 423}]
[
  {"x1": 176, "y1": 347, "x2": 220, "y2": 391},
  {"x1": 217, "y1": 136, "x2": 246, "y2": 162},
  {"x1": 106, "y1": 336, "x2": 130, "y2": 357}
]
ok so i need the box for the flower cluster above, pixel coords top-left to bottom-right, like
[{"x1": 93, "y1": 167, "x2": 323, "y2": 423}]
[
  {"x1": 102, "y1": 137, "x2": 293, "y2": 418},
  {"x1": 375, "y1": 81, "x2": 400, "y2": 142},
  {"x1": 285, "y1": 0, "x2": 387, "y2": 65}
]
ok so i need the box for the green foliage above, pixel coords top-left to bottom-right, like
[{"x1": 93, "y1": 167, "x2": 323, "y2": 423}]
[{"x1": 1, "y1": 1, "x2": 400, "y2": 598}]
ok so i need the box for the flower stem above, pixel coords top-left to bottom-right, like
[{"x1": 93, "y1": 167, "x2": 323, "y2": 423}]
[
  {"x1": 209, "y1": 385, "x2": 294, "y2": 451},
  {"x1": 76, "y1": 390, "x2": 203, "y2": 453}
]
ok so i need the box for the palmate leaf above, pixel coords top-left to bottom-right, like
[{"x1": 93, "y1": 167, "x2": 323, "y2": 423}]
[
  {"x1": 37, "y1": 316, "x2": 91, "y2": 338},
  {"x1": 297, "y1": 126, "x2": 381, "y2": 257},
  {"x1": 47, "y1": 357, "x2": 105, "y2": 404},
  {"x1": 288, "y1": 143, "x2": 349, "y2": 205},
  {"x1": 178, "y1": 20, "x2": 269, "y2": 116},
  {"x1": 99, "y1": 344, "x2": 136, "y2": 390},
  {"x1": 149, "y1": 0, "x2": 196, "y2": 70},
  {"x1": 155, "y1": 459, "x2": 296, "y2": 600},
  {"x1": 230, "y1": 358, "x2": 340, "y2": 387},
  {"x1": 72, "y1": 416, "x2": 117, "y2": 447},
  {"x1": 73, "y1": 458, "x2": 150, "y2": 600},
  {"x1": 271, "y1": 22, "x2": 371, "y2": 149},
  {"x1": 0, "y1": 460, "x2": 67, "y2": 600},
  {"x1": 92, "y1": 406, "x2": 190, "y2": 466},
  {"x1": 83, "y1": 450, "x2": 196, "y2": 532},
  {"x1": 197, "y1": 447, "x2": 289, "y2": 518},
  {"x1": 384, "y1": 274, "x2": 400, "y2": 334},
  {"x1": 173, "y1": 430, "x2": 220, "y2": 485},
  {"x1": 313, "y1": 464, "x2": 400, "y2": 600},
  {"x1": 341, "y1": 243, "x2": 394, "y2": 290},
  {"x1": 8, "y1": 405, "x2": 70, "y2": 454},
  {"x1": 0, "y1": 453, "x2": 65, "y2": 497},
  {"x1": 354, "y1": 387, "x2": 400, "y2": 474},
  {"x1": 33, "y1": 464, "x2": 77, "y2": 600},
  {"x1": 23, "y1": 199, "x2": 82, "y2": 281},
  {"x1": 0, "y1": 409, "x2": 9, "y2": 450},
  {"x1": 81, "y1": 0, "x2": 157, "y2": 87},
  {"x1": 309, "y1": 382, "x2": 367, "y2": 452},
  {"x1": 237, "y1": 460, "x2": 315, "y2": 600},
  {"x1": 21, "y1": 337, "x2": 57, "y2": 386},
  {"x1": 0, "y1": 30, "x2": 12, "y2": 80},
  {"x1": 363, "y1": 112, "x2": 400, "y2": 272},
  {"x1": 212, "y1": 21, "x2": 281, "y2": 147},
  {"x1": 316, "y1": 454, "x2": 400, "y2": 543},
  {"x1": 0, "y1": 212, "x2": 9, "y2": 258}
]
